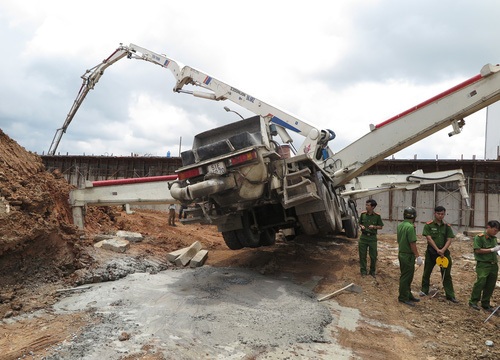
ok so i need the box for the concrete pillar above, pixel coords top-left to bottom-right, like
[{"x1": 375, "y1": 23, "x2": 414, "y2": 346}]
[{"x1": 72, "y1": 206, "x2": 85, "y2": 229}]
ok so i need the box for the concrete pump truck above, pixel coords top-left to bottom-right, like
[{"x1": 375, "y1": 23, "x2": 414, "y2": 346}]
[{"x1": 52, "y1": 44, "x2": 500, "y2": 249}]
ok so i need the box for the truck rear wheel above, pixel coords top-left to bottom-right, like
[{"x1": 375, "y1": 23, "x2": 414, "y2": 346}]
[
  {"x1": 259, "y1": 228, "x2": 276, "y2": 246},
  {"x1": 313, "y1": 182, "x2": 341, "y2": 235},
  {"x1": 237, "y1": 211, "x2": 261, "y2": 248},
  {"x1": 222, "y1": 231, "x2": 244, "y2": 250},
  {"x1": 297, "y1": 213, "x2": 319, "y2": 235},
  {"x1": 343, "y1": 200, "x2": 359, "y2": 238}
]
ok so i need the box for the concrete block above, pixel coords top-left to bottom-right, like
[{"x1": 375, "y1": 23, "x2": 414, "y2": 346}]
[
  {"x1": 189, "y1": 250, "x2": 208, "y2": 268},
  {"x1": 93, "y1": 234, "x2": 115, "y2": 242},
  {"x1": 116, "y1": 230, "x2": 143, "y2": 242},
  {"x1": 167, "y1": 246, "x2": 190, "y2": 263},
  {"x1": 175, "y1": 241, "x2": 202, "y2": 266},
  {"x1": 96, "y1": 238, "x2": 130, "y2": 253}
]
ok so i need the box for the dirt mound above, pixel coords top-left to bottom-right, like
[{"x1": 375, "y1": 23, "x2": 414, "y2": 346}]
[
  {"x1": 0, "y1": 129, "x2": 94, "y2": 316},
  {"x1": 0, "y1": 129, "x2": 76, "y2": 253}
]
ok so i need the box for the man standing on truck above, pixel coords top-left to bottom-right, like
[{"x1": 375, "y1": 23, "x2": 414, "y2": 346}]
[
  {"x1": 468, "y1": 220, "x2": 500, "y2": 312},
  {"x1": 397, "y1": 206, "x2": 423, "y2": 306},
  {"x1": 358, "y1": 199, "x2": 384, "y2": 277},
  {"x1": 419, "y1": 206, "x2": 458, "y2": 302}
]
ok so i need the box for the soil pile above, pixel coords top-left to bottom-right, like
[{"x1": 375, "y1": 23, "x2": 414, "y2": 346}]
[{"x1": 0, "y1": 129, "x2": 103, "y2": 317}]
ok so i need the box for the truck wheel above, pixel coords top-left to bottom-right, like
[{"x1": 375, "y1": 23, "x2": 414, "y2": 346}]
[
  {"x1": 297, "y1": 214, "x2": 319, "y2": 235},
  {"x1": 228, "y1": 211, "x2": 261, "y2": 248},
  {"x1": 313, "y1": 182, "x2": 341, "y2": 235},
  {"x1": 259, "y1": 228, "x2": 276, "y2": 246},
  {"x1": 343, "y1": 201, "x2": 359, "y2": 238},
  {"x1": 222, "y1": 231, "x2": 244, "y2": 250}
]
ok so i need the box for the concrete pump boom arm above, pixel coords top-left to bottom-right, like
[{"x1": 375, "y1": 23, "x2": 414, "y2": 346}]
[
  {"x1": 125, "y1": 44, "x2": 320, "y2": 136},
  {"x1": 330, "y1": 64, "x2": 500, "y2": 186},
  {"x1": 341, "y1": 169, "x2": 470, "y2": 208},
  {"x1": 49, "y1": 43, "x2": 332, "y2": 156},
  {"x1": 125, "y1": 44, "x2": 334, "y2": 157},
  {"x1": 48, "y1": 47, "x2": 131, "y2": 155}
]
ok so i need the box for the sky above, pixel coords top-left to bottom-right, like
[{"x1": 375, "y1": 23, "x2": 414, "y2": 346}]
[{"x1": 1, "y1": 0, "x2": 500, "y2": 160}]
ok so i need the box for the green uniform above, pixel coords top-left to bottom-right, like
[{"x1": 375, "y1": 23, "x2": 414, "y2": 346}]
[
  {"x1": 358, "y1": 211, "x2": 384, "y2": 275},
  {"x1": 397, "y1": 220, "x2": 418, "y2": 302},
  {"x1": 469, "y1": 233, "x2": 499, "y2": 308},
  {"x1": 420, "y1": 220, "x2": 455, "y2": 299}
]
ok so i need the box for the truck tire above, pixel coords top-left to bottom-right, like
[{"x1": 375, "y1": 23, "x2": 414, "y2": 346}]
[
  {"x1": 297, "y1": 214, "x2": 319, "y2": 235},
  {"x1": 313, "y1": 182, "x2": 341, "y2": 235},
  {"x1": 222, "y1": 231, "x2": 244, "y2": 250},
  {"x1": 343, "y1": 200, "x2": 359, "y2": 238},
  {"x1": 259, "y1": 228, "x2": 276, "y2": 246},
  {"x1": 238, "y1": 211, "x2": 261, "y2": 248}
]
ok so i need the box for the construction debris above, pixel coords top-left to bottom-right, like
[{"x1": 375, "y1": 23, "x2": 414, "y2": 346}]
[
  {"x1": 167, "y1": 246, "x2": 189, "y2": 262},
  {"x1": 175, "y1": 241, "x2": 203, "y2": 266},
  {"x1": 189, "y1": 249, "x2": 209, "y2": 268},
  {"x1": 167, "y1": 241, "x2": 208, "y2": 267},
  {"x1": 94, "y1": 238, "x2": 130, "y2": 253},
  {"x1": 115, "y1": 230, "x2": 143, "y2": 242}
]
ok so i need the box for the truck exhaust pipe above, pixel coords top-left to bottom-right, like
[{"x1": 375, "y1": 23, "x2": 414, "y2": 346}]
[{"x1": 170, "y1": 176, "x2": 236, "y2": 201}]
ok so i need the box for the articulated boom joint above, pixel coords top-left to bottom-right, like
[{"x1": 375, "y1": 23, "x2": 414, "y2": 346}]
[{"x1": 448, "y1": 119, "x2": 465, "y2": 137}]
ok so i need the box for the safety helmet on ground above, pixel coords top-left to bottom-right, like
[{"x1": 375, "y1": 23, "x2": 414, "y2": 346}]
[{"x1": 403, "y1": 206, "x2": 417, "y2": 219}]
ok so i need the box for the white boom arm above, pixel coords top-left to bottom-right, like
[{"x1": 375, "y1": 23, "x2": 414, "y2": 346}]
[
  {"x1": 125, "y1": 44, "x2": 333, "y2": 157},
  {"x1": 48, "y1": 47, "x2": 131, "y2": 155},
  {"x1": 341, "y1": 169, "x2": 470, "y2": 207},
  {"x1": 330, "y1": 64, "x2": 500, "y2": 186},
  {"x1": 49, "y1": 43, "x2": 333, "y2": 157}
]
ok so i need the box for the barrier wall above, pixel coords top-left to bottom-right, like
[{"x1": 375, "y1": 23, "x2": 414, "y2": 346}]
[{"x1": 41, "y1": 156, "x2": 500, "y2": 232}]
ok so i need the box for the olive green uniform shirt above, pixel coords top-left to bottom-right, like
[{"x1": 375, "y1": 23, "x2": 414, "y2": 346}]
[
  {"x1": 422, "y1": 220, "x2": 455, "y2": 248},
  {"x1": 359, "y1": 211, "x2": 384, "y2": 241},
  {"x1": 397, "y1": 220, "x2": 417, "y2": 253},
  {"x1": 473, "y1": 233, "x2": 498, "y2": 263}
]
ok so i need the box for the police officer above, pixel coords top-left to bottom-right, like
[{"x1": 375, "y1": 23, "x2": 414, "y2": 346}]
[
  {"x1": 358, "y1": 199, "x2": 384, "y2": 277},
  {"x1": 468, "y1": 220, "x2": 500, "y2": 312},
  {"x1": 420, "y1": 206, "x2": 458, "y2": 303},
  {"x1": 397, "y1": 206, "x2": 423, "y2": 307}
]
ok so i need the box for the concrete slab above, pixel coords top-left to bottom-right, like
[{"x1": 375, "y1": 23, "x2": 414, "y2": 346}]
[
  {"x1": 50, "y1": 268, "x2": 345, "y2": 359},
  {"x1": 95, "y1": 238, "x2": 130, "y2": 253},
  {"x1": 175, "y1": 241, "x2": 202, "y2": 266},
  {"x1": 167, "y1": 246, "x2": 189, "y2": 263},
  {"x1": 115, "y1": 230, "x2": 143, "y2": 242},
  {"x1": 189, "y1": 249, "x2": 208, "y2": 268}
]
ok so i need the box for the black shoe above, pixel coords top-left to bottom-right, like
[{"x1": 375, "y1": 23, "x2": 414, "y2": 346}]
[
  {"x1": 409, "y1": 297, "x2": 420, "y2": 302},
  {"x1": 399, "y1": 300, "x2": 416, "y2": 307},
  {"x1": 370, "y1": 273, "x2": 376, "y2": 278},
  {"x1": 469, "y1": 303, "x2": 481, "y2": 311},
  {"x1": 447, "y1": 298, "x2": 459, "y2": 304},
  {"x1": 482, "y1": 305, "x2": 495, "y2": 312}
]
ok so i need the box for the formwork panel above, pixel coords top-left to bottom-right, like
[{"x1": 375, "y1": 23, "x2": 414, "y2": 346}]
[{"x1": 487, "y1": 193, "x2": 500, "y2": 224}]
